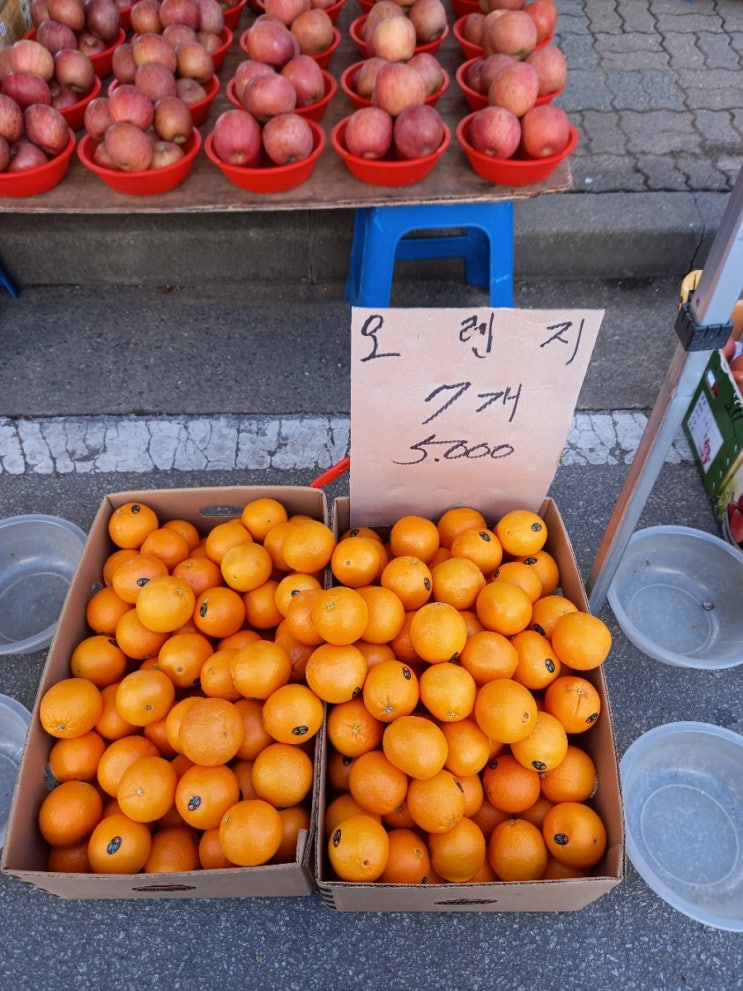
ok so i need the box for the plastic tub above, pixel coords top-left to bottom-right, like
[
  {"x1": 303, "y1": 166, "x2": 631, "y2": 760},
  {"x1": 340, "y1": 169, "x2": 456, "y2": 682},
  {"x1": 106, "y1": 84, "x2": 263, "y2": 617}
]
[
  {"x1": 0, "y1": 694, "x2": 32, "y2": 849},
  {"x1": 620, "y1": 721, "x2": 743, "y2": 931},
  {"x1": 607, "y1": 525, "x2": 743, "y2": 670},
  {"x1": 0, "y1": 515, "x2": 87, "y2": 655}
]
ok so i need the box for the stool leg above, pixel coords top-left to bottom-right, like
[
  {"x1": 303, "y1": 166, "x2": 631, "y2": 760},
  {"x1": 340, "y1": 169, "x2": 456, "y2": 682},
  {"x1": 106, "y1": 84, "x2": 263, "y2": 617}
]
[
  {"x1": 486, "y1": 201, "x2": 514, "y2": 307},
  {"x1": 356, "y1": 209, "x2": 400, "y2": 307},
  {"x1": 0, "y1": 261, "x2": 19, "y2": 299},
  {"x1": 345, "y1": 208, "x2": 369, "y2": 304}
]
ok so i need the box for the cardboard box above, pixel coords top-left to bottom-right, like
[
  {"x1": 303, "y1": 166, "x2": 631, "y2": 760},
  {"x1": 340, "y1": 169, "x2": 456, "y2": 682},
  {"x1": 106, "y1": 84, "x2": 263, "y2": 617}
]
[
  {"x1": 0, "y1": 0, "x2": 31, "y2": 46},
  {"x1": 315, "y1": 496, "x2": 624, "y2": 913},
  {"x1": 1, "y1": 486, "x2": 328, "y2": 900}
]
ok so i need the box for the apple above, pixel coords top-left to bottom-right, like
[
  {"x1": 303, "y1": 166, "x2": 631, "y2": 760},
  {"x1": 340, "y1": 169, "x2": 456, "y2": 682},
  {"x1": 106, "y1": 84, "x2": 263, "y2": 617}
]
[
  {"x1": 84, "y1": 0, "x2": 122, "y2": 42},
  {"x1": 488, "y1": 59, "x2": 539, "y2": 116},
  {"x1": 524, "y1": 0, "x2": 557, "y2": 44},
  {"x1": 354, "y1": 56, "x2": 388, "y2": 98},
  {"x1": 372, "y1": 60, "x2": 426, "y2": 116},
  {"x1": 479, "y1": 52, "x2": 515, "y2": 91},
  {"x1": 525, "y1": 44, "x2": 567, "y2": 96},
  {"x1": 50, "y1": 84, "x2": 81, "y2": 110},
  {"x1": 24, "y1": 103, "x2": 70, "y2": 156},
  {"x1": 407, "y1": 51, "x2": 444, "y2": 96},
  {"x1": 129, "y1": 0, "x2": 163, "y2": 35},
  {"x1": 290, "y1": 8, "x2": 334, "y2": 55},
  {"x1": 48, "y1": 0, "x2": 86, "y2": 32},
  {"x1": 153, "y1": 94, "x2": 193, "y2": 142},
  {"x1": 262, "y1": 111, "x2": 313, "y2": 164},
  {"x1": 8, "y1": 138, "x2": 50, "y2": 170},
  {"x1": 367, "y1": 15, "x2": 416, "y2": 62},
  {"x1": 263, "y1": 0, "x2": 309, "y2": 25},
  {"x1": 112, "y1": 42, "x2": 138, "y2": 83},
  {"x1": 77, "y1": 31, "x2": 108, "y2": 57},
  {"x1": 484, "y1": 9, "x2": 537, "y2": 59},
  {"x1": 197, "y1": 0, "x2": 225, "y2": 33},
  {"x1": 10, "y1": 39, "x2": 55, "y2": 82},
  {"x1": 461, "y1": 11, "x2": 485, "y2": 46},
  {"x1": 241, "y1": 71, "x2": 296, "y2": 120},
  {"x1": 479, "y1": 0, "x2": 525, "y2": 10},
  {"x1": 174, "y1": 41, "x2": 214, "y2": 82},
  {"x1": 54, "y1": 48, "x2": 97, "y2": 94},
  {"x1": 175, "y1": 76, "x2": 208, "y2": 104},
  {"x1": 233, "y1": 58, "x2": 275, "y2": 102},
  {"x1": 83, "y1": 94, "x2": 112, "y2": 139},
  {"x1": 241, "y1": 16, "x2": 299, "y2": 68},
  {"x1": 393, "y1": 103, "x2": 444, "y2": 158},
  {"x1": 0, "y1": 94, "x2": 25, "y2": 144},
  {"x1": 163, "y1": 23, "x2": 199, "y2": 47},
  {"x1": 211, "y1": 107, "x2": 262, "y2": 164},
  {"x1": 407, "y1": 0, "x2": 447, "y2": 45},
  {"x1": 104, "y1": 119, "x2": 154, "y2": 169},
  {"x1": 343, "y1": 105, "x2": 393, "y2": 159},
  {"x1": 30, "y1": 0, "x2": 52, "y2": 27},
  {"x1": 108, "y1": 81, "x2": 155, "y2": 130},
  {"x1": 134, "y1": 61, "x2": 179, "y2": 102},
  {"x1": 150, "y1": 138, "x2": 185, "y2": 168},
  {"x1": 0, "y1": 136, "x2": 10, "y2": 171},
  {"x1": 519, "y1": 102, "x2": 570, "y2": 157},
  {"x1": 2, "y1": 73, "x2": 52, "y2": 110},
  {"x1": 362, "y1": 0, "x2": 403, "y2": 41},
  {"x1": 280, "y1": 54, "x2": 325, "y2": 107},
  {"x1": 133, "y1": 33, "x2": 179, "y2": 72},
  {"x1": 467, "y1": 104, "x2": 521, "y2": 158},
  {"x1": 463, "y1": 57, "x2": 486, "y2": 93},
  {"x1": 159, "y1": 0, "x2": 201, "y2": 30},
  {"x1": 92, "y1": 139, "x2": 117, "y2": 168},
  {"x1": 36, "y1": 19, "x2": 79, "y2": 56}
]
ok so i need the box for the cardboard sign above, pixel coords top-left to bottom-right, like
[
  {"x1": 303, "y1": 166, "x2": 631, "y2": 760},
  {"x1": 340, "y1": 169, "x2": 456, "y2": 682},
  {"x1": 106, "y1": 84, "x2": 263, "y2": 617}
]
[{"x1": 350, "y1": 306, "x2": 604, "y2": 527}]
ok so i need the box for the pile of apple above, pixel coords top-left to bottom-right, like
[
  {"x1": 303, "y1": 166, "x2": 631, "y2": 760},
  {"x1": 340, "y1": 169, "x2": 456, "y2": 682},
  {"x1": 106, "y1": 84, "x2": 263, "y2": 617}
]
[
  {"x1": 355, "y1": 0, "x2": 448, "y2": 56},
  {"x1": 30, "y1": 0, "x2": 123, "y2": 60},
  {"x1": 0, "y1": 37, "x2": 98, "y2": 115},
  {"x1": 126, "y1": 0, "x2": 227, "y2": 60},
  {"x1": 0, "y1": 93, "x2": 71, "y2": 173},
  {"x1": 458, "y1": 0, "x2": 574, "y2": 162},
  {"x1": 209, "y1": 104, "x2": 316, "y2": 167},
  {"x1": 241, "y1": 0, "x2": 336, "y2": 60}
]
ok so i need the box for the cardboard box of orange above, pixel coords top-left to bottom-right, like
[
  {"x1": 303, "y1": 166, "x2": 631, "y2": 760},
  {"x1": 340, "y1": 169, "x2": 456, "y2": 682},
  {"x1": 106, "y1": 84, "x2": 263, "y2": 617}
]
[
  {"x1": 1, "y1": 486, "x2": 328, "y2": 900},
  {"x1": 314, "y1": 305, "x2": 624, "y2": 912}
]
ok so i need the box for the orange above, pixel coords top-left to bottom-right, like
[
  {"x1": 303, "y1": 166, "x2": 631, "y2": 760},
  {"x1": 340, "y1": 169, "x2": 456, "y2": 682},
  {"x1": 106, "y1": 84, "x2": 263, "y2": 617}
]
[
  {"x1": 203, "y1": 519, "x2": 253, "y2": 565},
  {"x1": 115, "y1": 668, "x2": 175, "y2": 728},
  {"x1": 262, "y1": 519, "x2": 295, "y2": 571},
  {"x1": 280, "y1": 518, "x2": 336, "y2": 573},
  {"x1": 428, "y1": 816, "x2": 487, "y2": 882},
  {"x1": 193, "y1": 585, "x2": 246, "y2": 639},
  {"x1": 341, "y1": 525, "x2": 383, "y2": 543},
  {"x1": 440, "y1": 718, "x2": 490, "y2": 777},
  {"x1": 326, "y1": 749, "x2": 356, "y2": 793},
  {"x1": 231, "y1": 759, "x2": 258, "y2": 801},
  {"x1": 382, "y1": 796, "x2": 416, "y2": 831},
  {"x1": 69, "y1": 635, "x2": 127, "y2": 688},
  {"x1": 510, "y1": 629, "x2": 561, "y2": 691},
  {"x1": 38, "y1": 780, "x2": 104, "y2": 847},
  {"x1": 230, "y1": 639, "x2": 292, "y2": 700},
  {"x1": 327, "y1": 812, "x2": 389, "y2": 882},
  {"x1": 282, "y1": 587, "x2": 324, "y2": 646},
  {"x1": 219, "y1": 799, "x2": 283, "y2": 866},
  {"x1": 143, "y1": 717, "x2": 177, "y2": 759},
  {"x1": 550, "y1": 611, "x2": 613, "y2": 671},
  {"x1": 162, "y1": 517, "x2": 201, "y2": 552},
  {"x1": 156, "y1": 632, "x2": 213, "y2": 689},
  {"x1": 116, "y1": 754, "x2": 178, "y2": 823},
  {"x1": 388, "y1": 611, "x2": 422, "y2": 665},
  {"x1": 324, "y1": 793, "x2": 378, "y2": 838},
  {"x1": 380, "y1": 827, "x2": 431, "y2": 884},
  {"x1": 199, "y1": 648, "x2": 241, "y2": 701},
  {"x1": 347, "y1": 748, "x2": 409, "y2": 816},
  {"x1": 114, "y1": 608, "x2": 169, "y2": 661},
  {"x1": 179, "y1": 697, "x2": 245, "y2": 766},
  {"x1": 251, "y1": 741, "x2": 314, "y2": 806},
  {"x1": 261, "y1": 683, "x2": 324, "y2": 744},
  {"x1": 330, "y1": 535, "x2": 385, "y2": 587},
  {"x1": 488, "y1": 817, "x2": 548, "y2": 881},
  {"x1": 96, "y1": 734, "x2": 161, "y2": 797},
  {"x1": 241, "y1": 496, "x2": 289, "y2": 542},
  {"x1": 510, "y1": 710, "x2": 568, "y2": 773},
  {"x1": 475, "y1": 580, "x2": 532, "y2": 637},
  {"x1": 310, "y1": 586, "x2": 369, "y2": 646},
  {"x1": 135, "y1": 575, "x2": 196, "y2": 634},
  {"x1": 170, "y1": 556, "x2": 223, "y2": 598},
  {"x1": 108, "y1": 501, "x2": 159, "y2": 550},
  {"x1": 436, "y1": 506, "x2": 487, "y2": 549},
  {"x1": 543, "y1": 675, "x2": 601, "y2": 734},
  {"x1": 88, "y1": 812, "x2": 152, "y2": 873},
  {"x1": 406, "y1": 768, "x2": 466, "y2": 834},
  {"x1": 495, "y1": 509, "x2": 548, "y2": 557},
  {"x1": 542, "y1": 801, "x2": 607, "y2": 869},
  {"x1": 326, "y1": 695, "x2": 384, "y2": 758},
  {"x1": 380, "y1": 556, "x2": 433, "y2": 610},
  {"x1": 274, "y1": 572, "x2": 323, "y2": 618},
  {"x1": 449, "y1": 526, "x2": 503, "y2": 574},
  {"x1": 473, "y1": 678, "x2": 537, "y2": 744},
  {"x1": 539, "y1": 744, "x2": 598, "y2": 804},
  {"x1": 482, "y1": 753, "x2": 541, "y2": 814},
  {"x1": 517, "y1": 549, "x2": 560, "y2": 596},
  {"x1": 354, "y1": 640, "x2": 396, "y2": 668},
  {"x1": 529, "y1": 593, "x2": 579, "y2": 639},
  {"x1": 458, "y1": 770, "x2": 485, "y2": 817},
  {"x1": 40, "y1": 677, "x2": 104, "y2": 740},
  {"x1": 470, "y1": 794, "x2": 511, "y2": 840},
  {"x1": 458, "y1": 630, "x2": 518, "y2": 684},
  {"x1": 85, "y1": 586, "x2": 132, "y2": 637},
  {"x1": 242, "y1": 578, "x2": 283, "y2": 630},
  {"x1": 274, "y1": 804, "x2": 312, "y2": 863},
  {"x1": 430, "y1": 556, "x2": 486, "y2": 611},
  {"x1": 544, "y1": 855, "x2": 588, "y2": 880},
  {"x1": 418, "y1": 662, "x2": 476, "y2": 722},
  {"x1": 461, "y1": 608, "x2": 484, "y2": 638},
  {"x1": 220, "y1": 540, "x2": 274, "y2": 593},
  {"x1": 381, "y1": 714, "x2": 448, "y2": 780},
  {"x1": 304, "y1": 642, "x2": 368, "y2": 704},
  {"x1": 95, "y1": 683, "x2": 139, "y2": 741},
  {"x1": 102, "y1": 547, "x2": 140, "y2": 587},
  {"x1": 175, "y1": 762, "x2": 241, "y2": 830},
  {"x1": 198, "y1": 827, "x2": 235, "y2": 870},
  {"x1": 361, "y1": 659, "x2": 419, "y2": 723},
  {"x1": 139, "y1": 526, "x2": 191, "y2": 571},
  {"x1": 491, "y1": 560, "x2": 543, "y2": 603},
  {"x1": 272, "y1": 624, "x2": 314, "y2": 684},
  {"x1": 354, "y1": 585, "x2": 406, "y2": 644},
  {"x1": 388, "y1": 514, "x2": 440, "y2": 563},
  {"x1": 218, "y1": 629, "x2": 262, "y2": 651},
  {"x1": 519, "y1": 793, "x2": 554, "y2": 830},
  {"x1": 409, "y1": 601, "x2": 468, "y2": 663},
  {"x1": 233, "y1": 697, "x2": 273, "y2": 760},
  {"x1": 144, "y1": 825, "x2": 200, "y2": 873},
  {"x1": 47, "y1": 841, "x2": 93, "y2": 873},
  {"x1": 111, "y1": 552, "x2": 169, "y2": 605},
  {"x1": 48, "y1": 730, "x2": 106, "y2": 783}
]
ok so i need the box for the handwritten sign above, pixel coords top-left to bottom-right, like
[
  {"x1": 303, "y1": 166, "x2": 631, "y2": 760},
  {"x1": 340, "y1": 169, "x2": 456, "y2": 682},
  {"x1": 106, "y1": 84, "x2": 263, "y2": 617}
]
[{"x1": 349, "y1": 306, "x2": 605, "y2": 527}]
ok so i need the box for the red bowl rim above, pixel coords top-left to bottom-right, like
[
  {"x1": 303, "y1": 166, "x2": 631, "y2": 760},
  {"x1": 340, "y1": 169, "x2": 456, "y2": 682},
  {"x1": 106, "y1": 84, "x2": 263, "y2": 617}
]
[
  {"x1": 330, "y1": 114, "x2": 452, "y2": 169},
  {"x1": 226, "y1": 70, "x2": 336, "y2": 112},
  {"x1": 77, "y1": 127, "x2": 202, "y2": 178},
  {"x1": 204, "y1": 117, "x2": 326, "y2": 177},
  {"x1": 455, "y1": 56, "x2": 566, "y2": 108},
  {"x1": 340, "y1": 61, "x2": 450, "y2": 108},
  {"x1": 58, "y1": 75, "x2": 103, "y2": 120},
  {"x1": 350, "y1": 14, "x2": 449, "y2": 56},
  {"x1": 0, "y1": 129, "x2": 76, "y2": 187},
  {"x1": 224, "y1": 0, "x2": 249, "y2": 12},
  {"x1": 212, "y1": 25, "x2": 234, "y2": 57},
  {"x1": 456, "y1": 112, "x2": 578, "y2": 168}
]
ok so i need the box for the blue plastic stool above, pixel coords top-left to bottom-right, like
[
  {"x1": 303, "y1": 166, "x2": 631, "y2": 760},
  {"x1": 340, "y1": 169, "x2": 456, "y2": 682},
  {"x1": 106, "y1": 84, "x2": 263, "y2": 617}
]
[
  {"x1": 345, "y1": 201, "x2": 514, "y2": 307},
  {"x1": 0, "y1": 259, "x2": 19, "y2": 299}
]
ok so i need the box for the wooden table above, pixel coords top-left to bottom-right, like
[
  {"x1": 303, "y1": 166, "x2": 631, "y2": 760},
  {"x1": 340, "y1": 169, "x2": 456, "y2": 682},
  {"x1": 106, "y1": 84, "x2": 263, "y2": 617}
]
[{"x1": 0, "y1": 2, "x2": 572, "y2": 214}]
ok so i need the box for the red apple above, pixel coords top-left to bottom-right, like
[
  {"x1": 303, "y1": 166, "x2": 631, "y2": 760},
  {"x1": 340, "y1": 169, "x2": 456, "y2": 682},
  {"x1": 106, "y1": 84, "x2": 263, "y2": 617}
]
[
  {"x1": 280, "y1": 54, "x2": 325, "y2": 107},
  {"x1": 407, "y1": 0, "x2": 447, "y2": 45},
  {"x1": 261, "y1": 111, "x2": 313, "y2": 164},
  {"x1": 10, "y1": 39, "x2": 55, "y2": 81},
  {"x1": 461, "y1": 11, "x2": 485, "y2": 46},
  {"x1": 104, "y1": 119, "x2": 154, "y2": 169},
  {"x1": 392, "y1": 103, "x2": 444, "y2": 158},
  {"x1": 83, "y1": 94, "x2": 112, "y2": 139},
  {"x1": 479, "y1": 52, "x2": 515, "y2": 91},
  {"x1": 468, "y1": 104, "x2": 521, "y2": 157},
  {"x1": 525, "y1": 44, "x2": 567, "y2": 96},
  {"x1": 50, "y1": 84, "x2": 80, "y2": 110},
  {"x1": 362, "y1": 0, "x2": 402, "y2": 40},
  {"x1": 488, "y1": 59, "x2": 539, "y2": 116},
  {"x1": 174, "y1": 41, "x2": 214, "y2": 82},
  {"x1": 84, "y1": 0, "x2": 122, "y2": 42},
  {"x1": 24, "y1": 103, "x2": 70, "y2": 156},
  {"x1": 0, "y1": 94, "x2": 24, "y2": 144},
  {"x1": 159, "y1": 0, "x2": 201, "y2": 29},
  {"x1": 112, "y1": 42, "x2": 138, "y2": 83},
  {"x1": 463, "y1": 57, "x2": 486, "y2": 93},
  {"x1": 108, "y1": 81, "x2": 155, "y2": 129},
  {"x1": 211, "y1": 107, "x2": 261, "y2": 164},
  {"x1": 354, "y1": 55, "x2": 388, "y2": 98},
  {"x1": 197, "y1": 0, "x2": 225, "y2": 33},
  {"x1": 153, "y1": 94, "x2": 193, "y2": 142},
  {"x1": 0, "y1": 135, "x2": 10, "y2": 171},
  {"x1": 407, "y1": 51, "x2": 444, "y2": 95},
  {"x1": 2, "y1": 73, "x2": 52, "y2": 110},
  {"x1": 134, "y1": 61, "x2": 179, "y2": 101},
  {"x1": 30, "y1": 0, "x2": 52, "y2": 27},
  {"x1": 290, "y1": 8, "x2": 334, "y2": 55},
  {"x1": 196, "y1": 30, "x2": 223, "y2": 53},
  {"x1": 150, "y1": 138, "x2": 185, "y2": 168},
  {"x1": 367, "y1": 14, "x2": 416, "y2": 62},
  {"x1": 241, "y1": 71, "x2": 296, "y2": 120},
  {"x1": 175, "y1": 76, "x2": 208, "y2": 104},
  {"x1": 520, "y1": 102, "x2": 570, "y2": 157},
  {"x1": 343, "y1": 105, "x2": 393, "y2": 159},
  {"x1": 241, "y1": 15, "x2": 299, "y2": 68},
  {"x1": 372, "y1": 60, "x2": 426, "y2": 116},
  {"x1": 163, "y1": 23, "x2": 199, "y2": 46},
  {"x1": 54, "y1": 48, "x2": 97, "y2": 94},
  {"x1": 9, "y1": 138, "x2": 50, "y2": 170},
  {"x1": 48, "y1": 0, "x2": 86, "y2": 32},
  {"x1": 484, "y1": 8, "x2": 537, "y2": 59},
  {"x1": 36, "y1": 19, "x2": 79, "y2": 56},
  {"x1": 129, "y1": 0, "x2": 163, "y2": 34},
  {"x1": 92, "y1": 139, "x2": 117, "y2": 168},
  {"x1": 233, "y1": 58, "x2": 276, "y2": 102},
  {"x1": 133, "y1": 33, "x2": 179, "y2": 72},
  {"x1": 263, "y1": 0, "x2": 309, "y2": 25},
  {"x1": 524, "y1": 0, "x2": 557, "y2": 44}
]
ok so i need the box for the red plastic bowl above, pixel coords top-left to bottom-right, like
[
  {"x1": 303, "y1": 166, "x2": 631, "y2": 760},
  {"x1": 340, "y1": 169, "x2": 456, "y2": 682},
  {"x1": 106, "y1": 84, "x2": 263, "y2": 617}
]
[
  {"x1": 77, "y1": 128, "x2": 202, "y2": 195},
  {"x1": 204, "y1": 117, "x2": 326, "y2": 192},
  {"x1": 456, "y1": 112, "x2": 578, "y2": 186},
  {"x1": 222, "y1": 0, "x2": 249, "y2": 30},
  {"x1": 0, "y1": 130, "x2": 76, "y2": 198},
  {"x1": 210, "y1": 27, "x2": 234, "y2": 74},
  {"x1": 451, "y1": 0, "x2": 479, "y2": 16},
  {"x1": 455, "y1": 58, "x2": 565, "y2": 112},
  {"x1": 58, "y1": 75, "x2": 102, "y2": 131},
  {"x1": 322, "y1": 0, "x2": 349, "y2": 25},
  {"x1": 118, "y1": 4, "x2": 133, "y2": 31},
  {"x1": 330, "y1": 115, "x2": 451, "y2": 187},
  {"x1": 350, "y1": 15, "x2": 449, "y2": 57},
  {"x1": 356, "y1": 0, "x2": 374, "y2": 11},
  {"x1": 185, "y1": 75, "x2": 220, "y2": 126},
  {"x1": 226, "y1": 71, "x2": 337, "y2": 122},
  {"x1": 340, "y1": 60, "x2": 449, "y2": 110}
]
